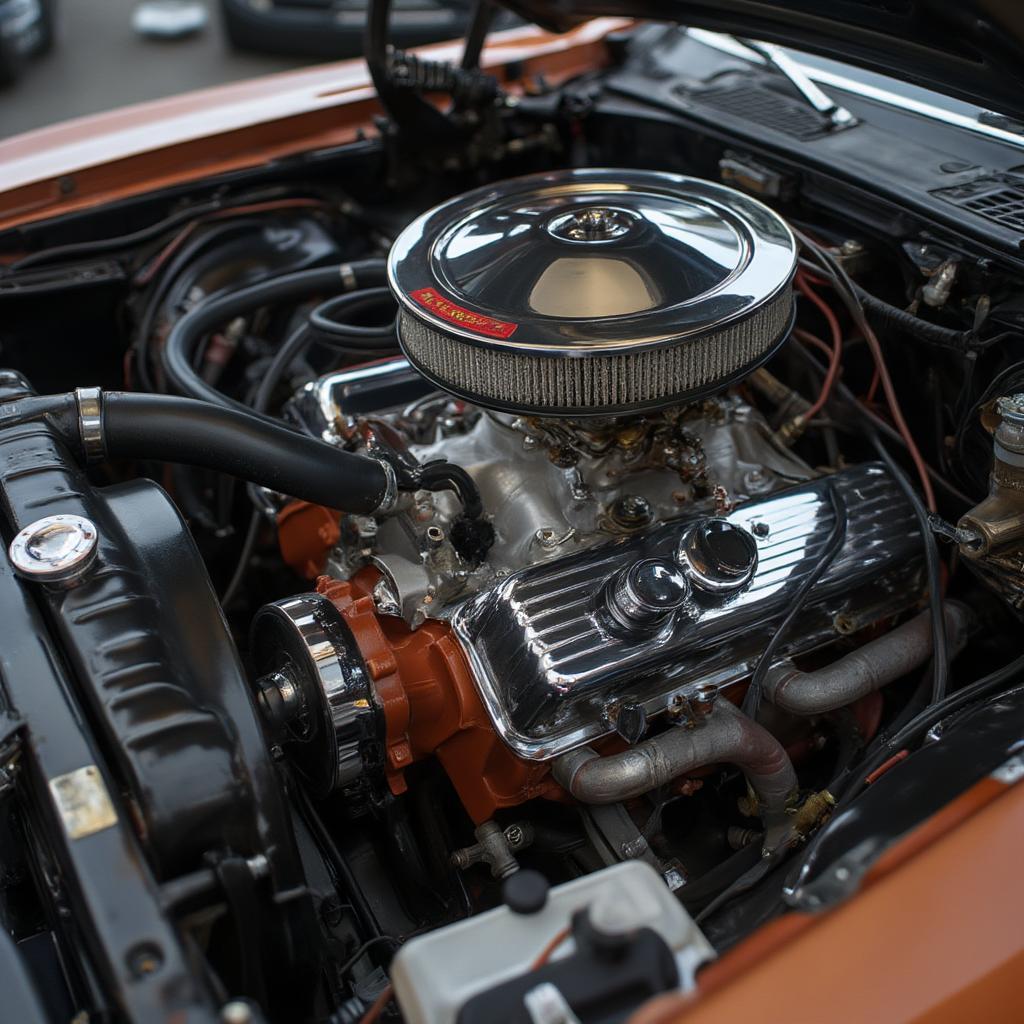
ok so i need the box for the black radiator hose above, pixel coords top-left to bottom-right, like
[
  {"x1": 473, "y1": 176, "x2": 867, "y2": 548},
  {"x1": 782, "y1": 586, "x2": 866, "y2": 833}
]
[
  {"x1": 161, "y1": 260, "x2": 388, "y2": 421},
  {"x1": 0, "y1": 387, "x2": 393, "y2": 515},
  {"x1": 103, "y1": 393, "x2": 392, "y2": 513}
]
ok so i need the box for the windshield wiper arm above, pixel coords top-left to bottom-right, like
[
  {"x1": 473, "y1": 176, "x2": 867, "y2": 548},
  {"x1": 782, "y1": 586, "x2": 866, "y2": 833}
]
[{"x1": 738, "y1": 38, "x2": 856, "y2": 130}]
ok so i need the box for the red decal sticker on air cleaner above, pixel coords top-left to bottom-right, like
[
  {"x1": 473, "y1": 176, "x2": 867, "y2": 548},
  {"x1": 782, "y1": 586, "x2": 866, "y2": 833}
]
[{"x1": 410, "y1": 287, "x2": 518, "y2": 339}]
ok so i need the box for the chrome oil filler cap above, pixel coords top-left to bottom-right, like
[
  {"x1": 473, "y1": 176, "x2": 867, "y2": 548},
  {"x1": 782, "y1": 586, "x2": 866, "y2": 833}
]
[
  {"x1": 8, "y1": 514, "x2": 99, "y2": 586},
  {"x1": 678, "y1": 519, "x2": 759, "y2": 594},
  {"x1": 606, "y1": 558, "x2": 690, "y2": 632},
  {"x1": 388, "y1": 168, "x2": 797, "y2": 417}
]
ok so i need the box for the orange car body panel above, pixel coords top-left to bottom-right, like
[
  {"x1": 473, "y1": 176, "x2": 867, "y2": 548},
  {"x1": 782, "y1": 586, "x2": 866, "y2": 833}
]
[
  {"x1": 0, "y1": 18, "x2": 631, "y2": 233},
  {"x1": 634, "y1": 775, "x2": 1024, "y2": 1023},
  {"x1": 2, "y1": 17, "x2": 1022, "y2": 1021}
]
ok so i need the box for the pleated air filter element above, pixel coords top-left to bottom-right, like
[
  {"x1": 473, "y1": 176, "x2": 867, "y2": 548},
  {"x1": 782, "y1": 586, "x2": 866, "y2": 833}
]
[{"x1": 388, "y1": 169, "x2": 797, "y2": 417}]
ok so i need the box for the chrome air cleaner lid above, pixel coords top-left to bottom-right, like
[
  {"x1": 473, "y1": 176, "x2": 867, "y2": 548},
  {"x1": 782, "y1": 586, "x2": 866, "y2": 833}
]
[{"x1": 388, "y1": 168, "x2": 797, "y2": 417}]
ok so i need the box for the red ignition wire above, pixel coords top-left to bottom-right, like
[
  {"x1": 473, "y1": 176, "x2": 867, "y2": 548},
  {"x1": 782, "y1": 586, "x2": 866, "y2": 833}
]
[
  {"x1": 796, "y1": 261, "x2": 937, "y2": 511},
  {"x1": 795, "y1": 271, "x2": 844, "y2": 421}
]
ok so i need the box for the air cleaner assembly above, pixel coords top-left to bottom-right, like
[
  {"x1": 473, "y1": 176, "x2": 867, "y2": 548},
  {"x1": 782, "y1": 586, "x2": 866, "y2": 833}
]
[{"x1": 388, "y1": 168, "x2": 798, "y2": 416}]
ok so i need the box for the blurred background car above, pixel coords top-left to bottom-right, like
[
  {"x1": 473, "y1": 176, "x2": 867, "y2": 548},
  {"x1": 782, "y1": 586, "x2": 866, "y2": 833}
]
[
  {"x1": 0, "y1": 0, "x2": 56, "y2": 85},
  {"x1": 219, "y1": 0, "x2": 514, "y2": 58},
  {"x1": 132, "y1": 0, "x2": 209, "y2": 39}
]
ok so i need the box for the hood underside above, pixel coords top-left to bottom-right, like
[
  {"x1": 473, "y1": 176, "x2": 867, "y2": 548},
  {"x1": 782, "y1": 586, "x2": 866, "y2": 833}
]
[{"x1": 498, "y1": 1, "x2": 1024, "y2": 125}]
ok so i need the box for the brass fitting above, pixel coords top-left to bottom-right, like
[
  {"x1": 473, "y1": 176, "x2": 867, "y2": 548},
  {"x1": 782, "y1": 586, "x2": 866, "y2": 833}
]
[
  {"x1": 792, "y1": 789, "x2": 836, "y2": 838},
  {"x1": 956, "y1": 394, "x2": 1024, "y2": 609}
]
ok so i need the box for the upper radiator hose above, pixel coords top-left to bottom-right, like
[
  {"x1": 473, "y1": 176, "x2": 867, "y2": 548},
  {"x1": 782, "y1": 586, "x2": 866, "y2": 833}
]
[{"x1": 0, "y1": 382, "x2": 395, "y2": 515}]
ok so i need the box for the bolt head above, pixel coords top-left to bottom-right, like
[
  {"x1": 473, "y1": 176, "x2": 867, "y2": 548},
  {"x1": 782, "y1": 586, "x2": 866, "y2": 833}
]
[
  {"x1": 617, "y1": 837, "x2": 649, "y2": 860},
  {"x1": 695, "y1": 683, "x2": 718, "y2": 706},
  {"x1": 534, "y1": 527, "x2": 559, "y2": 550},
  {"x1": 611, "y1": 494, "x2": 653, "y2": 528},
  {"x1": 609, "y1": 701, "x2": 648, "y2": 743}
]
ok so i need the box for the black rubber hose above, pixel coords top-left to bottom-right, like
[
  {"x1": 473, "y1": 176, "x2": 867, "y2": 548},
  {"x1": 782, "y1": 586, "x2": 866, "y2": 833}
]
[
  {"x1": 252, "y1": 290, "x2": 399, "y2": 418},
  {"x1": 852, "y1": 283, "x2": 973, "y2": 351},
  {"x1": 161, "y1": 260, "x2": 387, "y2": 420},
  {"x1": 0, "y1": 391, "x2": 78, "y2": 436},
  {"x1": 101, "y1": 392, "x2": 390, "y2": 514},
  {"x1": 418, "y1": 460, "x2": 484, "y2": 519},
  {"x1": 307, "y1": 287, "x2": 397, "y2": 349},
  {"x1": 870, "y1": 435, "x2": 950, "y2": 704},
  {"x1": 135, "y1": 219, "x2": 264, "y2": 393}
]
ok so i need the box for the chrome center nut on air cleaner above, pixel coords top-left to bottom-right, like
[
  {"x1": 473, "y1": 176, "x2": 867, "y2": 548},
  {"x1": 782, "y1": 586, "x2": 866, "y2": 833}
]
[{"x1": 388, "y1": 168, "x2": 798, "y2": 417}]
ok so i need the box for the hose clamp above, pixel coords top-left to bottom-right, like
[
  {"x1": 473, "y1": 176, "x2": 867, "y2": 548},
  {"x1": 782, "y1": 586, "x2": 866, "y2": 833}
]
[
  {"x1": 372, "y1": 458, "x2": 399, "y2": 515},
  {"x1": 339, "y1": 262, "x2": 358, "y2": 292},
  {"x1": 75, "y1": 387, "x2": 105, "y2": 463}
]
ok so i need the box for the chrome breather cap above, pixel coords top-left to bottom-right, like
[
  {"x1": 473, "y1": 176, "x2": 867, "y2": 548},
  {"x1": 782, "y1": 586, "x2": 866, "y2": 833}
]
[{"x1": 388, "y1": 168, "x2": 797, "y2": 417}]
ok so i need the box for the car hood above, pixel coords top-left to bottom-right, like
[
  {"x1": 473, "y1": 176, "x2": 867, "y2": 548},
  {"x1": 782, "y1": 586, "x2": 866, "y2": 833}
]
[{"x1": 498, "y1": 0, "x2": 1024, "y2": 124}]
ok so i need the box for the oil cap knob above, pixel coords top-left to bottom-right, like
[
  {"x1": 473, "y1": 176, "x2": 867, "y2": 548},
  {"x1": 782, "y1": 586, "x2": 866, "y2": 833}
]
[
  {"x1": 677, "y1": 519, "x2": 758, "y2": 594},
  {"x1": 607, "y1": 558, "x2": 689, "y2": 631}
]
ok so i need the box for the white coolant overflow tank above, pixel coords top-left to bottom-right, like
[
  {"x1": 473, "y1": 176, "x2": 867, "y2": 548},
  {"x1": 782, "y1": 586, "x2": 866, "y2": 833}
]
[{"x1": 390, "y1": 860, "x2": 715, "y2": 1024}]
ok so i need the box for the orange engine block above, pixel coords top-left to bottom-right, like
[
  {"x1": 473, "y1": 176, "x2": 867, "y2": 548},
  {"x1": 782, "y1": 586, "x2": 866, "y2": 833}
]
[{"x1": 315, "y1": 568, "x2": 564, "y2": 823}]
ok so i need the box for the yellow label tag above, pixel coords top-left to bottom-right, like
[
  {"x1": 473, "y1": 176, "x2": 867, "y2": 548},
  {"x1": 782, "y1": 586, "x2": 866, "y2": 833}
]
[{"x1": 49, "y1": 765, "x2": 118, "y2": 840}]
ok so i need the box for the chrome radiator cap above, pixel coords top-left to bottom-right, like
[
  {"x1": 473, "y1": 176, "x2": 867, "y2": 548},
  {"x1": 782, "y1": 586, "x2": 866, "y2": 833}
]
[{"x1": 388, "y1": 168, "x2": 797, "y2": 416}]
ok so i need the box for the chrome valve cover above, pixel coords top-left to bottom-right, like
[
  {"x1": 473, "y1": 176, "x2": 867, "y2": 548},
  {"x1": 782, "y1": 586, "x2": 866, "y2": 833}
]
[{"x1": 452, "y1": 464, "x2": 924, "y2": 761}]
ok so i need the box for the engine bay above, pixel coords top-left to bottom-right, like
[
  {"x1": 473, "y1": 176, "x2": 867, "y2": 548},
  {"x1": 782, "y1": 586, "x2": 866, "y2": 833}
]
[{"x1": 1, "y1": 18, "x2": 1024, "y2": 1024}]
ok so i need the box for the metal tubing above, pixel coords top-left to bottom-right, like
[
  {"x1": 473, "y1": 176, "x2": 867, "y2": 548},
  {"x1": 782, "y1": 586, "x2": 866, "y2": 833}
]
[
  {"x1": 553, "y1": 701, "x2": 797, "y2": 847},
  {"x1": 763, "y1": 603, "x2": 971, "y2": 717}
]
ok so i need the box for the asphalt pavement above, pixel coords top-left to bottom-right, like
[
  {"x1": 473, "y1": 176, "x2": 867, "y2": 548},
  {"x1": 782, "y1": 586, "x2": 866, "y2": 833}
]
[{"x1": 1, "y1": 0, "x2": 321, "y2": 140}]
